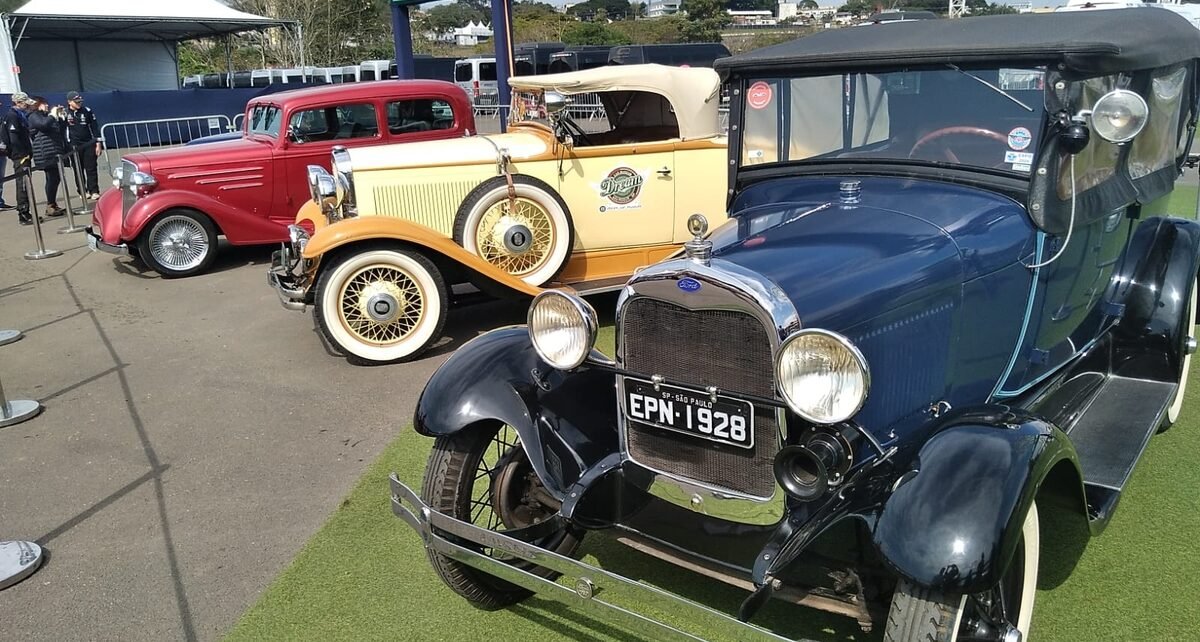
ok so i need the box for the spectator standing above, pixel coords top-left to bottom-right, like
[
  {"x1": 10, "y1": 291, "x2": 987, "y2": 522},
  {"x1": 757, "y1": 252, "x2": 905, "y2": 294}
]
[
  {"x1": 1, "y1": 92, "x2": 37, "y2": 225},
  {"x1": 64, "y1": 90, "x2": 103, "y2": 199},
  {"x1": 29, "y1": 96, "x2": 68, "y2": 217}
]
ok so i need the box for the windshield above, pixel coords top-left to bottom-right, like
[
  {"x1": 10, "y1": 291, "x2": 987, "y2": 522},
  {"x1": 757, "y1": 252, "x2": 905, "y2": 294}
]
[
  {"x1": 248, "y1": 104, "x2": 283, "y2": 137},
  {"x1": 740, "y1": 67, "x2": 1047, "y2": 175}
]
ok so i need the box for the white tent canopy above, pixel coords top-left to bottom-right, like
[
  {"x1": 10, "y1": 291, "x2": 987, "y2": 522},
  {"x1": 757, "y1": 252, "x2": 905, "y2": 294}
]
[
  {"x1": 2, "y1": 0, "x2": 295, "y2": 92},
  {"x1": 7, "y1": 0, "x2": 291, "y2": 41}
]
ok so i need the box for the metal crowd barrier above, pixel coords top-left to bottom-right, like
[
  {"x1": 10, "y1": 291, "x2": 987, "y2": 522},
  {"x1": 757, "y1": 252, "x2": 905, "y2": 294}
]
[
  {"x1": 56, "y1": 152, "x2": 88, "y2": 234},
  {"x1": 232, "y1": 113, "x2": 245, "y2": 132},
  {"x1": 21, "y1": 169, "x2": 61, "y2": 261},
  {"x1": 0, "y1": 328, "x2": 45, "y2": 590},
  {"x1": 99, "y1": 114, "x2": 232, "y2": 176}
]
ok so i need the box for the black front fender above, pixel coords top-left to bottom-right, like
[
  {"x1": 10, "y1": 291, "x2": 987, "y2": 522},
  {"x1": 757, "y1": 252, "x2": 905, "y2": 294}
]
[
  {"x1": 413, "y1": 327, "x2": 619, "y2": 498},
  {"x1": 872, "y1": 407, "x2": 1080, "y2": 595}
]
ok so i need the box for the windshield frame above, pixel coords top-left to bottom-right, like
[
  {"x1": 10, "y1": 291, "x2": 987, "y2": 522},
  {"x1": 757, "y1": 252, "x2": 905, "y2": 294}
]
[{"x1": 731, "y1": 64, "x2": 1050, "y2": 184}]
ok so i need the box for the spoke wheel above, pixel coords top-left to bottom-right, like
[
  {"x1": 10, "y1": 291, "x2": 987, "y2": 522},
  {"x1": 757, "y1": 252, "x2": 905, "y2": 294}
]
[
  {"x1": 885, "y1": 503, "x2": 1039, "y2": 642},
  {"x1": 455, "y1": 175, "x2": 573, "y2": 287},
  {"x1": 137, "y1": 210, "x2": 218, "y2": 277},
  {"x1": 314, "y1": 247, "x2": 447, "y2": 365},
  {"x1": 421, "y1": 422, "x2": 581, "y2": 610},
  {"x1": 474, "y1": 198, "x2": 557, "y2": 278}
]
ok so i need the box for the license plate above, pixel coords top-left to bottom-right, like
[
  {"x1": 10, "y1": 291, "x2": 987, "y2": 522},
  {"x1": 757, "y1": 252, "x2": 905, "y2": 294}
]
[
  {"x1": 624, "y1": 377, "x2": 754, "y2": 449},
  {"x1": 86, "y1": 233, "x2": 98, "y2": 251}
]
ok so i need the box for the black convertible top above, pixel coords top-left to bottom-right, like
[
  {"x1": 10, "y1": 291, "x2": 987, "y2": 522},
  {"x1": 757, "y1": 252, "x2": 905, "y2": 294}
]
[{"x1": 717, "y1": 9, "x2": 1200, "y2": 77}]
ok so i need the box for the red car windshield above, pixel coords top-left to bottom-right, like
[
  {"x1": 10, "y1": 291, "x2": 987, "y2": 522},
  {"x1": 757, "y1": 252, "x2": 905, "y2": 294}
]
[{"x1": 248, "y1": 104, "x2": 283, "y2": 137}]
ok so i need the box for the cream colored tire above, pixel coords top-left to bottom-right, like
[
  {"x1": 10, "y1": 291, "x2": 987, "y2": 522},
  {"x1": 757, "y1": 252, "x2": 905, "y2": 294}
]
[
  {"x1": 454, "y1": 175, "x2": 573, "y2": 287},
  {"x1": 314, "y1": 247, "x2": 448, "y2": 365},
  {"x1": 884, "y1": 503, "x2": 1039, "y2": 642},
  {"x1": 1164, "y1": 279, "x2": 1197, "y2": 429}
]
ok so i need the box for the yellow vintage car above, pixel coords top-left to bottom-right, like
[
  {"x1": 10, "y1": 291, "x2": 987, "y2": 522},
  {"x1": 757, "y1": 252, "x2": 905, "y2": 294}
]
[{"x1": 269, "y1": 64, "x2": 728, "y2": 364}]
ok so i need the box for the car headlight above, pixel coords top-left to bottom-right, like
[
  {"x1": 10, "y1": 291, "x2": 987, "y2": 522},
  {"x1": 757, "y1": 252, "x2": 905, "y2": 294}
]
[
  {"x1": 528, "y1": 290, "x2": 598, "y2": 370},
  {"x1": 775, "y1": 329, "x2": 869, "y2": 424},
  {"x1": 306, "y1": 165, "x2": 338, "y2": 216},
  {"x1": 112, "y1": 166, "x2": 125, "y2": 187}
]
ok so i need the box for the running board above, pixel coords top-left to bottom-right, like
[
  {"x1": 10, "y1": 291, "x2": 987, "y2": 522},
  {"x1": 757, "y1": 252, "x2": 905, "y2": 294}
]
[{"x1": 1064, "y1": 375, "x2": 1175, "y2": 523}]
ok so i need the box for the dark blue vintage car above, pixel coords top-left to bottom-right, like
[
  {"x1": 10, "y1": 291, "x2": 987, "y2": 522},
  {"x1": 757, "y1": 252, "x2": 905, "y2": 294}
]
[{"x1": 391, "y1": 9, "x2": 1200, "y2": 641}]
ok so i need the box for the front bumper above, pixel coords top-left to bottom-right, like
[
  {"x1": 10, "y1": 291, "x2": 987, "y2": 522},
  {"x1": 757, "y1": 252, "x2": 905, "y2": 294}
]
[
  {"x1": 388, "y1": 474, "x2": 794, "y2": 642},
  {"x1": 268, "y1": 225, "x2": 313, "y2": 311},
  {"x1": 85, "y1": 226, "x2": 128, "y2": 255}
]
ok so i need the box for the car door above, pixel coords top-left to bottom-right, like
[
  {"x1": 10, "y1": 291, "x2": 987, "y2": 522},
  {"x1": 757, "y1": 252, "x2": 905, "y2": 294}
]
[
  {"x1": 276, "y1": 100, "x2": 383, "y2": 222},
  {"x1": 555, "y1": 141, "x2": 677, "y2": 251}
]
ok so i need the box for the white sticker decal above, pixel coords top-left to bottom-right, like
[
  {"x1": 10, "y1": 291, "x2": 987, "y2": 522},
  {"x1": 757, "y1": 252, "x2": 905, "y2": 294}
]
[
  {"x1": 1008, "y1": 127, "x2": 1033, "y2": 151},
  {"x1": 1012, "y1": 163, "x2": 1032, "y2": 172},
  {"x1": 1004, "y1": 151, "x2": 1034, "y2": 164},
  {"x1": 748, "y1": 149, "x2": 765, "y2": 159}
]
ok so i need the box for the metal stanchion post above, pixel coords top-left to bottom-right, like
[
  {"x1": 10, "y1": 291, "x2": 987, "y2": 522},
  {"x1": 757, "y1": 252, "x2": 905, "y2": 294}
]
[
  {"x1": 0, "y1": 329, "x2": 45, "y2": 589},
  {"x1": 69, "y1": 148, "x2": 91, "y2": 217},
  {"x1": 56, "y1": 154, "x2": 86, "y2": 234},
  {"x1": 22, "y1": 169, "x2": 62, "y2": 261}
]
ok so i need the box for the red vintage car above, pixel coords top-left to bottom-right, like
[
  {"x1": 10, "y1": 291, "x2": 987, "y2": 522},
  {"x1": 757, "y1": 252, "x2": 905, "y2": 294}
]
[{"x1": 87, "y1": 80, "x2": 475, "y2": 277}]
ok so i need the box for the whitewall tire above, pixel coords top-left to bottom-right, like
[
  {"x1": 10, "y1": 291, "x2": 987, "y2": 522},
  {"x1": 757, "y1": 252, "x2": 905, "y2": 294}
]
[
  {"x1": 314, "y1": 247, "x2": 448, "y2": 365},
  {"x1": 1165, "y1": 279, "x2": 1197, "y2": 428},
  {"x1": 454, "y1": 175, "x2": 573, "y2": 287}
]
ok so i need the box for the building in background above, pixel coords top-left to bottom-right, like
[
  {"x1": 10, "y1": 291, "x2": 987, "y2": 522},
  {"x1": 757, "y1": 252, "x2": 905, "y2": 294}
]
[{"x1": 646, "y1": 0, "x2": 682, "y2": 18}]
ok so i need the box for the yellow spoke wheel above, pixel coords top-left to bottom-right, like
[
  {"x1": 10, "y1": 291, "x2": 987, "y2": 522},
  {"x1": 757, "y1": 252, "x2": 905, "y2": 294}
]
[
  {"x1": 315, "y1": 247, "x2": 448, "y2": 365},
  {"x1": 455, "y1": 176, "x2": 574, "y2": 288}
]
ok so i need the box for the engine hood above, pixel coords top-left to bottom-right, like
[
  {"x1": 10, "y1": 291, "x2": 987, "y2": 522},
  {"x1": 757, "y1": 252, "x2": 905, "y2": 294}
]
[
  {"x1": 704, "y1": 175, "x2": 1034, "y2": 332},
  {"x1": 348, "y1": 128, "x2": 551, "y2": 173},
  {"x1": 128, "y1": 137, "x2": 271, "y2": 174}
]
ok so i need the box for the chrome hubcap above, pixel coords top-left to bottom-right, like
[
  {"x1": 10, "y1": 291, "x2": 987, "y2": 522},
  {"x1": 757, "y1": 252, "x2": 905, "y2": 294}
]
[
  {"x1": 364, "y1": 291, "x2": 400, "y2": 323},
  {"x1": 149, "y1": 217, "x2": 208, "y2": 271},
  {"x1": 502, "y1": 223, "x2": 533, "y2": 254},
  {"x1": 1186, "y1": 336, "x2": 1197, "y2": 355}
]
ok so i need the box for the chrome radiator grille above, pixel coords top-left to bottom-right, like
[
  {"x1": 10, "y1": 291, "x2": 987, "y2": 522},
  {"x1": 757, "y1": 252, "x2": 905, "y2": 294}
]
[
  {"x1": 621, "y1": 297, "x2": 779, "y2": 498},
  {"x1": 120, "y1": 159, "x2": 137, "y2": 221}
]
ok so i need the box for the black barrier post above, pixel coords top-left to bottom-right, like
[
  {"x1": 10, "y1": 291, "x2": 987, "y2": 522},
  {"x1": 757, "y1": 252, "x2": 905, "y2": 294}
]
[
  {"x1": 56, "y1": 154, "x2": 87, "y2": 234},
  {"x1": 22, "y1": 169, "x2": 62, "y2": 261},
  {"x1": 0, "y1": 329, "x2": 46, "y2": 590}
]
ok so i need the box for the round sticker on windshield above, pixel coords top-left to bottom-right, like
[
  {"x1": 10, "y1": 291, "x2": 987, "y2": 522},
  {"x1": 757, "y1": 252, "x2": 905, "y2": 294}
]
[
  {"x1": 748, "y1": 82, "x2": 773, "y2": 110},
  {"x1": 1008, "y1": 127, "x2": 1032, "y2": 151}
]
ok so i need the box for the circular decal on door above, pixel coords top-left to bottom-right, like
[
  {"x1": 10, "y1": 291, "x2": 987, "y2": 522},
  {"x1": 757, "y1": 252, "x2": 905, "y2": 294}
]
[
  {"x1": 599, "y1": 167, "x2": 644, "y2": 205},
  {"x1": 1008, "y1": 127, "x2": 1032, "y2": 151},
  {"x1": 747, "y1": 82, "x2": 773, "y2": 110}
]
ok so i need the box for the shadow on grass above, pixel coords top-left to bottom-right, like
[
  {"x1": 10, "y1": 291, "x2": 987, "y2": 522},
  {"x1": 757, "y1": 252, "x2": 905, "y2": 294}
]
[{"x1": 1035, "y1": 495, "x2": 1091, "y2": 591}]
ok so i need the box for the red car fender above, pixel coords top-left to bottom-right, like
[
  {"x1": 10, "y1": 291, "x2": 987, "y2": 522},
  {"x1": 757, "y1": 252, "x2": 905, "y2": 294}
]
[{"x1": 103, "y1": 188, "x2": 288, "y2": 246}]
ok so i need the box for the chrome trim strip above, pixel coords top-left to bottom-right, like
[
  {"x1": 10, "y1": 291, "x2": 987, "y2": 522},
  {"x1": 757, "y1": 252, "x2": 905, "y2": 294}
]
[
  {"x1": 389, "y1": 474, "x2": 794, "y2": 642},
  {"x1": 615, "y1": 257, "x2": 802, "y2": 525}
]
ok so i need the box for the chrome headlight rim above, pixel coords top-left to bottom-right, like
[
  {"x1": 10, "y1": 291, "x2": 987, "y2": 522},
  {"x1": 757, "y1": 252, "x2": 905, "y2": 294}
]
[
  {"x1": 306, "y1": 165, "x2": 339, "y2": 216},
  {"x1": 112, "y1": 165, "x2": 125, "y2": 187},
  {"x1": 331, "y1": 146, "x2": 355, "y2": 216},
  {"x1": 129, "y1": 171, "x2": 156, "y2": 187},
  {"x1": 527, "y1": 290, "x2": 599, "y2": 371},
  {"x1": 774, "y1": 328, "x2": 870, "y2": 425}
]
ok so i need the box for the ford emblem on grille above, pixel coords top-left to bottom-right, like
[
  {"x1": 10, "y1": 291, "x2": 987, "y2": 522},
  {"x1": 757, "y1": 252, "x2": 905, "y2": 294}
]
[{"x1": 678, "y1": 278, "x2": 701, "y2": 292}]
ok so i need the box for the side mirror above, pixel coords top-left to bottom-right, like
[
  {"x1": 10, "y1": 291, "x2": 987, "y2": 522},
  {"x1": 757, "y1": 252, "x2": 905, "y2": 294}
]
[
  {"x1": 287, "y1": 124, "x2": 305, "y2": 144},
  {"x1": 544, "y1": 91, "x2": 570, "y2": 116}
]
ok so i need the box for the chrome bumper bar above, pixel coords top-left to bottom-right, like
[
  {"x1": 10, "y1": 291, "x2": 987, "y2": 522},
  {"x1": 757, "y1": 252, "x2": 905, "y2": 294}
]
[
  {"x1": 85, "y1": 226, "x2": 128, "y2": 255},
  {"x1": 388, "y1": 474, "x2": 796, "y2": 642},
  {"x1": 268, "y1": 248, "x2": 309, "y2": 312}
]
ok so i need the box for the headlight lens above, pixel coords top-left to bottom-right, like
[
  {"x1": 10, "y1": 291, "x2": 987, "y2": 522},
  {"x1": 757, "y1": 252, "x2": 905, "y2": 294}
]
[
  {"x1": 528, "y1": 290, "x2": 597, "y2": 370},
  {"x1": 306, "y1": 165, "x2": 339, "y2": 216},
  {"x1": 331, "y1": 146, "x2": 356, "y2": 217},
  {"x1": 775, "y1": 329, "x2": 869, "y2": 424},
  {"x1": 112, "y1": 166, "x2": 125, "y2": 187}
]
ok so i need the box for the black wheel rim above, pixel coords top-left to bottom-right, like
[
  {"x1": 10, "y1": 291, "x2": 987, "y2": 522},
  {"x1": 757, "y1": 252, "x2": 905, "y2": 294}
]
[{"x1": 956, "y1": 540, "x2": 1024, "y2": 641}]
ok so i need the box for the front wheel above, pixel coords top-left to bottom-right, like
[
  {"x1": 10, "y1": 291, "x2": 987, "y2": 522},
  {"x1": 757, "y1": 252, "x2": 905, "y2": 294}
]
[
  {"x1": 885, "y1": 503, "x2": 1039, "y2": 642},
  {"x1": 1162, "y1": 278, "x2": 1197, "y2": 431},
  {"x1": 314, "y1": 246, "x2": 448, "y2": 365},
  {"x1": 421, "y1": 422, "x2": 581, "y2": 609},
  {"x1": 136, "y1": 209, "x2": 218, "y2": 277}
]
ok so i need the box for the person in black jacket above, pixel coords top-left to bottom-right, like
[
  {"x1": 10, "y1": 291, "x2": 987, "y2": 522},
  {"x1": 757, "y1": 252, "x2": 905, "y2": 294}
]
[
  {"x1": 64, "y1": 91, "x2": 103, "y2": 200},
  {"x1": 1, "y1": 91, "x2": 37, "y2": 225},
  {"x1": 29, "y1": 96, "x2": 68, "y2": 217}
]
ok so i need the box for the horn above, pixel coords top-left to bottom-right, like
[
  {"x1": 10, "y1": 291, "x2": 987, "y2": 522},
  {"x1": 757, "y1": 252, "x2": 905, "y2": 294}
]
[{"x1": 774, "y1": 431, "x2": 850, "y2": 501}]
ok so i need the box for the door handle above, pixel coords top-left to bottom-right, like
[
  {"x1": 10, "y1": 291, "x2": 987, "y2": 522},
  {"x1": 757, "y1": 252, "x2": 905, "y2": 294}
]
[{"x1": 656, "y1": 167, "x2": 671, "y2": 176}]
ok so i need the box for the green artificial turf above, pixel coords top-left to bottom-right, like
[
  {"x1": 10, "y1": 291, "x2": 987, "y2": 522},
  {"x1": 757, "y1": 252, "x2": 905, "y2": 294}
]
[{"x1": 229, "y1": 193, "x2": 1200, "y2": 640}]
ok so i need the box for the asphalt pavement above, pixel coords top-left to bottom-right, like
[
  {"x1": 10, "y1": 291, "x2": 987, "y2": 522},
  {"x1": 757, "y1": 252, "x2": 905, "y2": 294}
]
[{"x1": 0, "y1": 181, "x2": 530, "y2": 640}]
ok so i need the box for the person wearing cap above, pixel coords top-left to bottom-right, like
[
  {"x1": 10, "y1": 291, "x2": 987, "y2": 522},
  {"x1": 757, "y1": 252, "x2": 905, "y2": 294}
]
[
  {"x1": 64, "y1": 90, "x2": 102, "y2": 200},
  {"x1": 1, "y1": 92, "x2": 37, "y2": 225},
  {"x1": 29, "y1": 96, "x2": 68, "y2": 217}
]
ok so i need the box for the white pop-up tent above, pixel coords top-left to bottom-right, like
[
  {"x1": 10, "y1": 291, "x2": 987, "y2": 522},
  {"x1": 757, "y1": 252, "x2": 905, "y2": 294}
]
[{"x1": 1, "y1": 0, "x2": 296, "y2": 93}]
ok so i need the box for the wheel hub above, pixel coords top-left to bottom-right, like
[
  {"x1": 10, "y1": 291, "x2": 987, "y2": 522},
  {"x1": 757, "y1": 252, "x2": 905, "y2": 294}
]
[
  {"x1": 489, "y1": 215, "x2": 534, "y2": 255},
  {"x1": 356, "y1": 281, "x2": 407, "y2": 324},
  {"x1": 490, "y1": 450, "x2": 555, "y2": 531}
]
